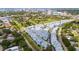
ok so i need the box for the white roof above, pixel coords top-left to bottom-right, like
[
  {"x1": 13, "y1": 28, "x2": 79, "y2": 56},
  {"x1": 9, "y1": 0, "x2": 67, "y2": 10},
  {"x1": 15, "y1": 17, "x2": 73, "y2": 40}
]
[{"x1": 5, "y1": 46, "x2": 19, "y2": 51}]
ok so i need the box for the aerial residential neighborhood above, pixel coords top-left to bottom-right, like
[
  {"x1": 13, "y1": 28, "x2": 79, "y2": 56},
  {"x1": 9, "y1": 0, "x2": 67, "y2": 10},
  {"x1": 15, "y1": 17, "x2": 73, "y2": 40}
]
[{"x1": 0, "y1": 8, "x2": 79, "y2": 51}]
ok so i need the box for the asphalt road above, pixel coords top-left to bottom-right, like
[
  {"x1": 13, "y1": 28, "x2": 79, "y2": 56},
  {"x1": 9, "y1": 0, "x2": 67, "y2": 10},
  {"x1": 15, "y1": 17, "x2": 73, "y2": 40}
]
[{"x1": 51, "y1": 27, "x2": 63, "y2": 51}]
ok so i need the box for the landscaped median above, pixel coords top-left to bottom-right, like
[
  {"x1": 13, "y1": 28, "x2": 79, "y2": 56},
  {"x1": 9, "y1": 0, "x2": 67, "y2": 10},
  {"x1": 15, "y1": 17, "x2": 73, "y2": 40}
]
[{"x1": 57, "y1": 27, "x2": 68, "y2": 51}]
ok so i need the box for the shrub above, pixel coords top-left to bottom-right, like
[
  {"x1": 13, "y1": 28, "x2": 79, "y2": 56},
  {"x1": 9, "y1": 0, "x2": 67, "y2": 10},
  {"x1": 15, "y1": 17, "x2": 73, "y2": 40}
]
[
  {"x1": 3, "y1": 29, "x2": 11, "y2": 34},
  {"x1": 68, "y1": 45, "x2": 76, "y2": 51},
  {"x1": 2, "y1": 40, "x2": 11, "y2": 50},
  {"x1": 62, "y1": 36, "x2": 71, "y2": 47},
  {"x1": 62, "y1": 35, "x2": 76, "y2": 51}
]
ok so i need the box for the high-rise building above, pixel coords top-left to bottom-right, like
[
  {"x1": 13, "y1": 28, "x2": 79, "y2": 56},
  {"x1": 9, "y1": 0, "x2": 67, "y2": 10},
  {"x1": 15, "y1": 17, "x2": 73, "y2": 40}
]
[{"x1": 47, "y1": 9, "x2": 52, "y2": 15}]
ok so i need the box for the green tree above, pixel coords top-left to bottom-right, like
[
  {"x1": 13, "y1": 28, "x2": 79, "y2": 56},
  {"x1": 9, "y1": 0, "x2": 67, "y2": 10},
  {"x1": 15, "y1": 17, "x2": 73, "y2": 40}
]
[
  {"x1": 3, "y1": 29, "x2": 11, "y2": 34},
  {"x1": 2, "y1": 40, "x2": 11, "y2": 50}
]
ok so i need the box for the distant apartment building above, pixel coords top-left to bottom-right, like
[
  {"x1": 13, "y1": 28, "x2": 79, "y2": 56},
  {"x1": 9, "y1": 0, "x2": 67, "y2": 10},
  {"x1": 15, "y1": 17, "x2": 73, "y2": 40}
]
[
  {"x1": 52, "y1": 11, "x2": 67, "y2": 16},
  {"x1": 46, "y1": 10, "x2": 71, "y2": 17},
  {"x1": 52, "y1": 11, "x2": 72, "y2": 17},
  {"x1": 47, "y1": 9, "x2": 53, "y2": 15}
]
